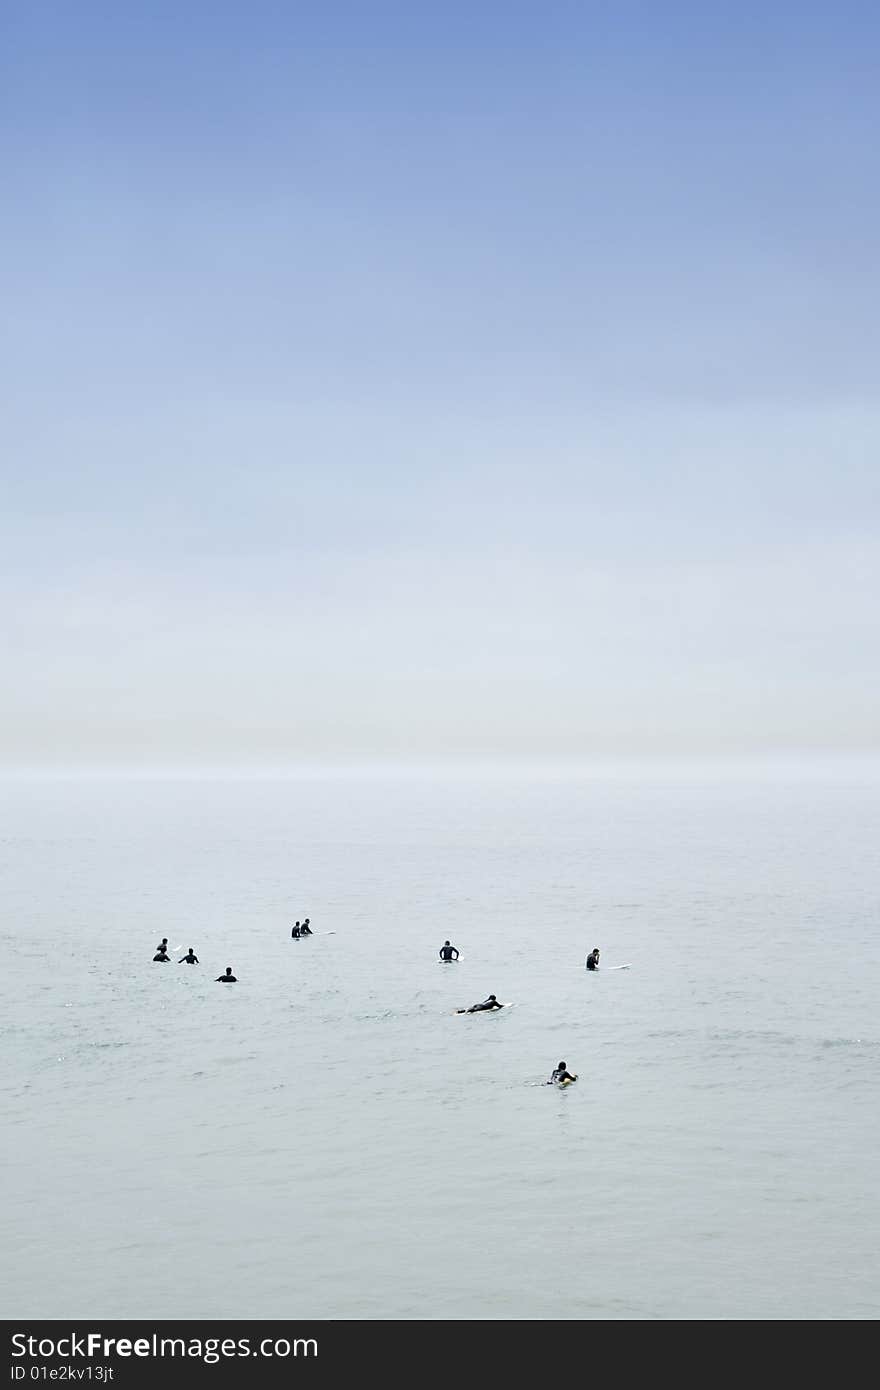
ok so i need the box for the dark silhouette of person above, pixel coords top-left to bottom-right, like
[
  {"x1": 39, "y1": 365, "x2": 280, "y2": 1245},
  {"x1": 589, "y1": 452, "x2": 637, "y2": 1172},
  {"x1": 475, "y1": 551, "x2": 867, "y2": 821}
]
[
  {"x1": 216, "y1": 967, "x2": 237, "y2": 983},
  {"x1": 458, "y1": 994, "x2": 503, "y2": 1013},
  {"x1": 549, "y1": 1061, "x2": 577, "y2": 1084},
  {"x1": 291, "y1": 922, "x2": 301, "y2": 939},
  {"x1": 439, "y1": 941, "x2": 459, "y2": 961},
  {"x1": 155, "y1": 938, "x2": 169, "y2": 954},
  {"x1": 300, "y1": 918, "x2": 312, "y2": 935},
  {"x1": 586, "y1": 948, "x2": 600, "y2": 971},
  {"x1": 179, "y1": 948, "x2": 199, "y2": 964},
  {"x1": 153, "y1": 951, "x2": 170, "y2": 962}
]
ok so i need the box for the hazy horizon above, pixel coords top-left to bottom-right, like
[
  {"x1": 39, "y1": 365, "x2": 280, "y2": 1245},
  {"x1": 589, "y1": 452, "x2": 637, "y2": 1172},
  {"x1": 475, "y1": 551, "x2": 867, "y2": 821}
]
[
  {"x1": 4, "y1": 3, "x2": 879, "y2": 766},
  {"x1": 4, "y1": 753, "x2": 880, "y2": 784}
]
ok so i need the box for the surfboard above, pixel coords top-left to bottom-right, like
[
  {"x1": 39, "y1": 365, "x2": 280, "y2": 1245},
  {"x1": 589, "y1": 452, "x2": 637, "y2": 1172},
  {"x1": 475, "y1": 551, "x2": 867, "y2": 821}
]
[
  {"x1": 557, "y1": 1076, "x2": 577, "y2": 1087},
  {"x1": 586, "y1": 964, "x2": 631, "y2": 971},
  {"x1": 454, "y1": 1002, "x2": 513, "y2": 1014}
]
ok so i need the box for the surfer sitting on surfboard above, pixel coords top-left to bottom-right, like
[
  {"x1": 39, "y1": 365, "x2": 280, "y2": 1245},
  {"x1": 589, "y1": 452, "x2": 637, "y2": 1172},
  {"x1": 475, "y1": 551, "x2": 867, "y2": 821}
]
[
  {"x1": 439, "y1": 941, "x2": 459, "y2": 961},
  {"x1": 586, "y1": 948, "x2": 600, "y2": 971},
  {"x1": 291, "y1": 922, "x2": 301, "y2": 938},
  {"x1": 300, "y1": 918, "x2": 312, "y2": 935},
  {"x1": 153, "y1": 951, "x2": 170, "y2": 962},
  {"x1": 548, "y1": 1061, "x2": 577, "y2": 1085},
  {"x1": 460, "y1": 994, "x2": 503, "y2": 1013}
]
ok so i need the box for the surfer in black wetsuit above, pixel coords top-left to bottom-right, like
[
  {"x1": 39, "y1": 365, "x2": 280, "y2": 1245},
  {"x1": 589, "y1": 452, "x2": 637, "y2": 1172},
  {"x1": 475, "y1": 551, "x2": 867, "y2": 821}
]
[
  {"x1": 586, "y1": 948, "x2": 600, "y2": 971},
  {"x1": 155, "y1": 938, "x2": 169, "y2": 955},
  {"x1": 461, "y1": 994, "x2": 503, "y2": 1013},
  {"x1": 179, "y1": 948, "x2": 199, "y2": 964},
  {"x1": 439, "y1": 941, "x2": 459, "y2": 961},
  {"x1": 216, "y1": 967, "x2": 237, "y2": 983},
  {"x1": 548, "y1": 1061, "x2": 577, "y2": 1084},
  {"x1": 153, "y1": 951, "x2": 170, "y2": 962},
  {"x1": 300, "y1": 919, "x2": 312, "y2": 935},
  {"x1": 291, "y1": 922, "x2": 301, "y2": 939}
]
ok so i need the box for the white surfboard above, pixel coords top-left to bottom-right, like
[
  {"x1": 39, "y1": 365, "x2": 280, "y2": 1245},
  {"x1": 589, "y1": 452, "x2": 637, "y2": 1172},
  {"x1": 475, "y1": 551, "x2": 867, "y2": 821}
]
[{"x1": 454, "y1": 1001, "x2": 514, "y2": 1014}]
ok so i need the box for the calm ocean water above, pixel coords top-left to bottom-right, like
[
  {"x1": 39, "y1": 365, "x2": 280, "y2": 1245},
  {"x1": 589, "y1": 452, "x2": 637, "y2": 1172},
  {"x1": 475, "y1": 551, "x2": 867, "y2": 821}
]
[{"x1": 2, "y1": 763, "x2": 878, "y2": 1320}]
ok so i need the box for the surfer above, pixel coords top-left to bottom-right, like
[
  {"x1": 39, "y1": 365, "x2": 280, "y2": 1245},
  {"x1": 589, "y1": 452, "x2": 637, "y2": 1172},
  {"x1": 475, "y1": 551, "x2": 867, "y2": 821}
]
[
  {"x1": 439, "y1": 941, "x2": 459, "y2": 961},
  {"x1": 178, "y1": 948, "x2": 199, "y2": 964},
  {"x1": 548, "y1": 1061, "x2": 577, "y2": 1084},
  {"x1": 300, "y1": 919, "x2": 312, "y2": 935},
  {"x1": 291, "y1": 922, "x2": 301, "y2": 939},
  {"x1": 155, "y1": 938, "x2": 169, "y2": 954},
  {"x1": 153, "y1": 951, "x2": 170, "y2": 962},
  {"x1": 216, "y1": 967, "x2": 237, "y2": 983},
  {"x1": 586, "y1": 948, "x2": 600, "y2": 971},
  {"x1": 460, "y1": 994, "x2": 503, "y2": 1013}
]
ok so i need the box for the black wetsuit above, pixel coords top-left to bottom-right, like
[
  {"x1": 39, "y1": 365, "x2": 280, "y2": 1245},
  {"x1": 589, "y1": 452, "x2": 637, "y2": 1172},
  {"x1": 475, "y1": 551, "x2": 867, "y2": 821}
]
[
  {"x1": 179, "y1": 952, "x2": 199, "y2": 964},
  {"x1": 439, "y1": 945, "x2": 459, "y2": 961},
  {"x1": 300, "y1": 923, "x2": 312, "y2": 935},
  {"x1": 468, "y1": 997, "x2": 502, "y2": 1012},
  {"x1": 216, "y1": 973, "x2": 237, "y2": 983},
  {"x1": 291, "y1": 925, "x2": 301, "y2": 938},
  {"x1": 586, "y1": 954, "x2": 599, "y2": 971},
  {"x1": 551, "y1": 1067, "x2": 576, "y2": 1084},
  {"x1": 153, "y1": 952, "x2": 170, "y2": 962}
]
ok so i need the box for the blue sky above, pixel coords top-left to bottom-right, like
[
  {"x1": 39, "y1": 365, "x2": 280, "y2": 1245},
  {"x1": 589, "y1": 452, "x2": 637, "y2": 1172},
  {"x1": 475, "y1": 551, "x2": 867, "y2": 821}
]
[{"x1": 3, "y1": 2, "x2": 879, "y2": 763}]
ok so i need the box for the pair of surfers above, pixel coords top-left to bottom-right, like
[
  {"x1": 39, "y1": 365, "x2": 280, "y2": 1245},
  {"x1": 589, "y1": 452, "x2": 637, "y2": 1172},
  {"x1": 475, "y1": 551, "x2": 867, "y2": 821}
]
[
  {"x1": 153, "y1": 938, "x2": 198, "y2": 965},
  {"x1": 440, "y1": 944, "x2": 500, "y2": 1014}
]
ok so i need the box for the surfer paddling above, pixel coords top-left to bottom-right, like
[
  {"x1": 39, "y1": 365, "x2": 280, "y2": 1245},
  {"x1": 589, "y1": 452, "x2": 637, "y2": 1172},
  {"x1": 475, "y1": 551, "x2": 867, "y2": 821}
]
[{"x1": 457, "y1": 994, "x2": 503, "y2": 1013}]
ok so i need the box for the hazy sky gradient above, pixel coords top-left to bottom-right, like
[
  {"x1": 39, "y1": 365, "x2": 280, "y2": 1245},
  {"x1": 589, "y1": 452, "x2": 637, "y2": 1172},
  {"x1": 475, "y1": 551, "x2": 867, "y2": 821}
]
[{"x1": 3, "y1": 2, "x2": 879, "y2": 763}]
